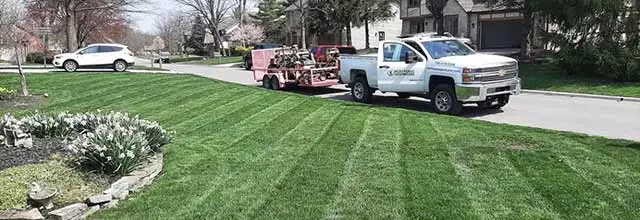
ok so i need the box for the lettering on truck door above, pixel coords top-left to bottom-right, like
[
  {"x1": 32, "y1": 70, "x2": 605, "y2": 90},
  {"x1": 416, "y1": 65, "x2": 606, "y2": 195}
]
[{"x1": 377, "y1": 41, "x2": 428, "y2": 92}]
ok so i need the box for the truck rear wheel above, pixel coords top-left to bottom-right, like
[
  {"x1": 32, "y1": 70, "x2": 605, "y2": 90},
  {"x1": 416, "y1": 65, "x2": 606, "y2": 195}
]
[
  {"x1": 262, "y1": 76, "x2": 272, "y2": 89},
  {"x1": 351, "y1": 77, "x2": 373, "y2": 103},
  {"x1": 430, "y1": 84, "x2": 462, "y2": 115}
]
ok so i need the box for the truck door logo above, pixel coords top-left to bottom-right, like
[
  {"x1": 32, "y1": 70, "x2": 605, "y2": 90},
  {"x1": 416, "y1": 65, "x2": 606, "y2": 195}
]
[{"x1": 388, "y1": 69, "x2": 415, "y2": 76}]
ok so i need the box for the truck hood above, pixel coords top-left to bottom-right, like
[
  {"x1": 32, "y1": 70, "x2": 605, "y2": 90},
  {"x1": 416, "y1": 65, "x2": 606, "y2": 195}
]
[{"x1": 435, "y1": 54, "x2": 516, "y2": 68}]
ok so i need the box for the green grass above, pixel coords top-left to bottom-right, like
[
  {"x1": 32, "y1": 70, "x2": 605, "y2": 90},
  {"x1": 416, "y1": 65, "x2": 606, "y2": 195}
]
[
  {"x1": 520, "y1": 63, "x2": 640, "y2": 97},
  {"x1": 185, "y1": 56, "x2": 243, "y2": 65},
  {"x1": 1, "y1": 73, "x2": 640, "y2": 219},
  {"x1": 0, "y1": 160, "x2": 108, "y2": 210}
]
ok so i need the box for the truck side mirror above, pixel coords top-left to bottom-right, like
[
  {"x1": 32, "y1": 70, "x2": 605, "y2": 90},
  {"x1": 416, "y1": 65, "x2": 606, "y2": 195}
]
[{"x1": 405, "y1": 52, "x2": 418, "y2": 64}]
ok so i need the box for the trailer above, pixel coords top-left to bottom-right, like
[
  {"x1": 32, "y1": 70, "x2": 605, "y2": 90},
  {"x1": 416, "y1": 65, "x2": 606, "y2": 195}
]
[{"x1": 252, "y1": 46, "x2": 341, "y2": 90}]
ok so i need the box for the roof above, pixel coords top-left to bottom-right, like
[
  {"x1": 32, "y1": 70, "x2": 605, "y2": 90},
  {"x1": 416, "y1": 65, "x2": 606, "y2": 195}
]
[
  {"x1": 87, "y1": 43, "x2": 126, "y2": 47},
  {"x1": 456, "y1": 0, "x2": 522, "y2": 13},
  {"x1": 285, "y1": 0, "x2": 307, "y2": 12}
]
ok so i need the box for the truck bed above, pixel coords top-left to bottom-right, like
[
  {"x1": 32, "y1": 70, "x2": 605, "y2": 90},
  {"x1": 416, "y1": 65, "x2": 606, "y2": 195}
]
[{"x1": 339, "y1": 54, "x2": 378, "y2": 88}]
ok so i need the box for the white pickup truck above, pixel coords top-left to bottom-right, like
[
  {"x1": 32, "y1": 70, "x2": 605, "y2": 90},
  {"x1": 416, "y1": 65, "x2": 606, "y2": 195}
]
[{"x1": 339, "y1": 34, "x2": 521, "y2": 115}]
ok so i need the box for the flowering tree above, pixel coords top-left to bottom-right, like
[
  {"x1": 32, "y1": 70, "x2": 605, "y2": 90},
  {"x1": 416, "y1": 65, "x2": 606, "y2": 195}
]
[
  {"x1": 229, "y1": 24, "x2": 265, "y2": 45},
  {"x1": 0, "y1": 0, "x2": 30, "y2": 96}
]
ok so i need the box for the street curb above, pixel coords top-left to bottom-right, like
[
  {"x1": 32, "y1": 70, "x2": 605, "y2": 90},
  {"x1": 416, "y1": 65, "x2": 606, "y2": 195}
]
[{"x1": 522, "y1": 89, "x2": 640, "y2": 103}]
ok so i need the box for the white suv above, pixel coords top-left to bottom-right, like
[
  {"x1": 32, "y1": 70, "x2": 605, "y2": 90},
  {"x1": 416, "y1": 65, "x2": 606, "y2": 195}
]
[{"x1": 53, "y1": 43, "x2": 135, "y2": 72}]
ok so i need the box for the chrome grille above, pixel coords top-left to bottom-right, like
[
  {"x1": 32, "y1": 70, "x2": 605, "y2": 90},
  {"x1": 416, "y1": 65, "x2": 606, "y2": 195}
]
[{"x1": 475, "y1": 64, "x2": 518, "y2": 82}]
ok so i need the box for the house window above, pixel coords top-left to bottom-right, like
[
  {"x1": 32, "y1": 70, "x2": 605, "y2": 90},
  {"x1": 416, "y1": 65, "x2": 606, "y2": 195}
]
[
  {"x1": 444, "y1": 15, "x2": 459, "y2": 36},
  {"x1": 409, "y1": 20, "x2": 424, "y2": 34},
  {"x1": 408, "y1": 0, "x2": 420, "y2": 8}
]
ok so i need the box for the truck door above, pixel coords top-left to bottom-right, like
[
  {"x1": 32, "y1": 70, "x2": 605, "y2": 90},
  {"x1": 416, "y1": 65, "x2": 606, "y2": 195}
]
[{"x1": 377, "y1": 41, "x2": 428, "y2": 92}]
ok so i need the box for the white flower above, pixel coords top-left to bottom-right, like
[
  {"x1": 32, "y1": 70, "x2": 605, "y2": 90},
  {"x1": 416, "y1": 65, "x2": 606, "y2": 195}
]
[
  {"x1": 126, "y1": 150, "x2": 135, "y2": 158},
  {"x1": 106, "y1": 156, "x2": 112, "y2": 161},
  {"x1": 99, "y1": 152, "x2": 105, "y2": 157},
  {"x1": 118, "y1": 153, "x2": 125, "y2": 159}
]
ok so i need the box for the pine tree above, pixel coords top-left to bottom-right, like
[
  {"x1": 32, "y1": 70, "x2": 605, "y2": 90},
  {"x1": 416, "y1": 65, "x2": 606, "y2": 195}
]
[{"x1": 252, "y1": 0, "x2": 287, "y2": 43}]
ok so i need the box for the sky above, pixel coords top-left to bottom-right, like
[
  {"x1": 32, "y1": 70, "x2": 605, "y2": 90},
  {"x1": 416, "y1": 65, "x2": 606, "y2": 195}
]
[{"x1": 130, "y1": 0, "x2": 258, "y2": 34}]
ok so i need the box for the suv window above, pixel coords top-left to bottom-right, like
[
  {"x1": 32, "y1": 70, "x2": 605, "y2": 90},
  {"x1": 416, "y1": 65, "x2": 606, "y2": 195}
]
[
  {"x1": 99, "y1": 46, "x2": 122, "y2": 53},
  {"x1": 81, "y1": 46, "x2": 99, "y2": 54}
]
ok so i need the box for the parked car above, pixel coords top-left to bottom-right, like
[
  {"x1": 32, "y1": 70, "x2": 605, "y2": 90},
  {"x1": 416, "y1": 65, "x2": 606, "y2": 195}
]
[
  {"x1": 53, "y1": 43, "x2": 135, "y2": 72},
  {"x1": 340, "y1": 35, "x2": 521, "y2": 115},
  {"x1": 243, "y1": 43, "x2": 281, "y2": 70},
  {"x1": 309, "y1": 45, "x2": 357, "y2": 63}
]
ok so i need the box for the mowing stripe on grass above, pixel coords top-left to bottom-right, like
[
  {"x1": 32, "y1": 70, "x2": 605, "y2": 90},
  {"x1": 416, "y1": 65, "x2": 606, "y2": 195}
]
[
  {"x1": 256, "y1": 108, "x2": 368, "y2": 219},
  {"x1": 155, "y1": 87, "x2": 245, "y2": 126},
  {"x1": 106, "y1": 79, "x2": 223, "y2": 115},
  {"x1": 46, "y1": 75, "x2": 176, "y2": 110},
  {"x1": 181, "y1": 102, "x2": 330, "y2": 219},
  {"x1": 324, "y1": 109, "x2": 406, "y2": 220},
  {"x1": 429, "y1": 119, "x2": 561, "y2": 220},
  {"x1": 467, "y1": 122, "x2": 640, "y2": 219},
  {"x1": 243, "y1": 104, "x2": 345, "y2": 219},
  {"x1": 167, "y1": 98, "x2": 309, "y2": 219},
  {"x1": 399, "y1": 114, "x2": 473, "y2": 220},
  {"x1": 35, "y1": 75, "x2": 144, "y2": 106},
  {"x1": 142, "y1": 86, "x2": 240, "y2": 123},
  {"x1": 89, "y1": 77, "x2": 204, "y2": 110}
]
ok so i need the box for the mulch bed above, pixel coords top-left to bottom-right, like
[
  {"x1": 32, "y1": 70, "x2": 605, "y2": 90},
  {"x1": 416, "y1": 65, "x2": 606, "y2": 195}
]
[
  {"x1": 0, "y1": 138, "x2": 71, "y2": 171},
  {"x1": 0, "y1": 96, "x2": 47, "y2": 111}
]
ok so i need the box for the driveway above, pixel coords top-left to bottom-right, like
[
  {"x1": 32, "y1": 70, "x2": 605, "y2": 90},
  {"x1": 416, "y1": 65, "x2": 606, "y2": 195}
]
[{"x1": 113, "y1": 62, "x2": 640, "y2": 142}]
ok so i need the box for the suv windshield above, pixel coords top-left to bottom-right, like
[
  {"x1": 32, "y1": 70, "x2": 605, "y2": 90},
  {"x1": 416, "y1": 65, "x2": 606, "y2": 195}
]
[{"x1": 422, "y1": 40, "x2": 474, "y2": 59}]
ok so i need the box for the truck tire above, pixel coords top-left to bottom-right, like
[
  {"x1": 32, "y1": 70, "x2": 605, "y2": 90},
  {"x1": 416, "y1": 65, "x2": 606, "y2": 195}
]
[
  {"x1": 262, "y1": 75, "x2": 272, "y2": 89},
  {"x1": 430, "y1": 84, "x2": 462, "y2": 115},
  {"x1": 351, "y1": 77, "x2": 373, "y2": 103},
  {"x1": 397, "y1": 93, "x2": 411, "y2": 99},
  {"x1": 479, "y1": 95, "x2": 510, "y2": 109}
]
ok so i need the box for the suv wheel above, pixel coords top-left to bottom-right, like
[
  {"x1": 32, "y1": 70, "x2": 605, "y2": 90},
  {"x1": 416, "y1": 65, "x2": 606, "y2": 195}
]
[
  {"x1": 114, "y1": 60, "x2": 127, "y2": 72},
  {"x1": 351, "y1": 77, "x2": 373, "y2": 103},
  {"x1": 430, "y1": 84, "x2": 462, "y2": 115},
  {"x1": 63, "y1": 60, "x2": 78, "y2": 72}
]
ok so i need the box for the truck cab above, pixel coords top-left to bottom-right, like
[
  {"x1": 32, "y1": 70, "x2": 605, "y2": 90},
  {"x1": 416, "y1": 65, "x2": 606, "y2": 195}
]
[{"x1": 339, "y1": 34, "x2": 521, "y2": 115}]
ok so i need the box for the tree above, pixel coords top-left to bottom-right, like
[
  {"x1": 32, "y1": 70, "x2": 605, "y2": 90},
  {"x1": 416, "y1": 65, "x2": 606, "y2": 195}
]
[
  {"x1": 155, "y1": 12, "x2": 191, "y2": 54},
  {"x1": 501, "y1": 0, "x2": 537, "y2": 59},
  {"x1": 175, "y1": 0, "x2": 237, "y2": 55},
  {"x1": 229, "y1": 24, "x2": 265, "y2": 44},
  {"x1": 355, "y1": 0, "x2": 395, "y2": 49},
  {"x1": 305, "y1": 0, "x2": 360, "y2": 46},
  {"x1": 0, "y1": 0, "x2": 30, "y2": 96},
  {"x1": 252, "y1": 0, "x2": 287, "y2": 43},
  {"x1": 425, "y1": 0, "x2": 448, "y2": 35},
  {"x1": 26, "y1": 0, "x2": 146, "y2": 52}
]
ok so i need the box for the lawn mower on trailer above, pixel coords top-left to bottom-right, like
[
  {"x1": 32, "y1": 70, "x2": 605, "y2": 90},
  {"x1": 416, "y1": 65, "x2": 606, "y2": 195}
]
[{"x1": 251, "y1": 45, "x2": 341, "y2": 90}]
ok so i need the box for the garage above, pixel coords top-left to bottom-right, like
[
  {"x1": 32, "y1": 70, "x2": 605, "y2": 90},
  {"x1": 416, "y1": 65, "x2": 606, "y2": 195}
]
[{"x1": 480, "y1": 20, "x2": 524, "y2": 49}]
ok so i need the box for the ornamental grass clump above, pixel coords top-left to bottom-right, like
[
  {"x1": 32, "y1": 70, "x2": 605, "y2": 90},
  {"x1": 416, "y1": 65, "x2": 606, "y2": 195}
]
[
  {"x1": 69, "y1": 123, "x2": 151, "y2": 175},
  {"x1": 0, "y1": 87, "x2": 17, "y2": 100}
]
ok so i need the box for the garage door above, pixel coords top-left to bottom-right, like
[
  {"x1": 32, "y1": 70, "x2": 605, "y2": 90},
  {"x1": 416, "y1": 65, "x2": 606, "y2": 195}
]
[{"x1": 481, "y1": 20, "x2": 523, "y2": 49}]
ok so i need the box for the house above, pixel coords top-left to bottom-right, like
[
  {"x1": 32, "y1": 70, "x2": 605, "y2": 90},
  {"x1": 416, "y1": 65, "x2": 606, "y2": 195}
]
[
  {"x1": 284, "y1": 1, "x2": 404, "y2": 49},
  {"x1": 399, "y1": 0, "x2": 543, "y2": 50}
]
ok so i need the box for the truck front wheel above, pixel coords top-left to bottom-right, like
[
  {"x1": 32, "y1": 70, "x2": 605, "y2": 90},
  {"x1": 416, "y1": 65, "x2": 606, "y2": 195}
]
[
  {"x1": 351, "y1": 77, "x2": 373, "y2": 103},
  {"x1": 430, "y1": 84, "x2": 462, "y2": 115}
]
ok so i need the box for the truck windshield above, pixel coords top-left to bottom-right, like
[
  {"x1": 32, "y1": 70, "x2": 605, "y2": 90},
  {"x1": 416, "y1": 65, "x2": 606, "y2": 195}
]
[{"x1": 422, "y1": 40, "x2": 474, "y2": 59}]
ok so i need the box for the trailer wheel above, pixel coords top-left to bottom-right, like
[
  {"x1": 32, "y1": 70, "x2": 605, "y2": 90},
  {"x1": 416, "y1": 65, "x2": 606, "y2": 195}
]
[
  {"x1": 271, "y1": 75, "x2": 280, "y2": 90},
  {"x1": 351, "y1": 77, "x2": 373, "y2": 103},
  {"x1": 262, "y1": 76, "x2": 272, "y2": 89}
]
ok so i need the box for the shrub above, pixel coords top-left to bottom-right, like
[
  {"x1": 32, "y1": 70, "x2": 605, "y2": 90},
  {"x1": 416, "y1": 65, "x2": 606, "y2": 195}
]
[
  {"x1": 69, "y1": 123, "x2": 151, "y2": 175},
  {"x1": 3, "y1": 111, "x2": 173, "y2": 175},
  {"x1": 0, "y1": 87, "x2": 17, "y2": 100},
  {"x1": 231, "y1": 46, "x2": 252, "y2": 56},
  {"x1": 25, "y1": 52, "x2": 53, "y2": 64},
  {"x1": 555, "y1": 42, "x2": 640, "y2": 82}
]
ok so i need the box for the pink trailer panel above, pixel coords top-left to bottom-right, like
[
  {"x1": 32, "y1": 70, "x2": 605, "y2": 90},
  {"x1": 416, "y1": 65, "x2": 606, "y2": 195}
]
[{"x1": 252, "y1": 48, "x2": 279, "y2": 81}]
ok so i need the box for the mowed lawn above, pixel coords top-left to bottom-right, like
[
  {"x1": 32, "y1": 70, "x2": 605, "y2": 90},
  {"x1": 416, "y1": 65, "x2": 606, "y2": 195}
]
[{"x1": 2, "y1": 73, "x2": 640, "y2": 220}]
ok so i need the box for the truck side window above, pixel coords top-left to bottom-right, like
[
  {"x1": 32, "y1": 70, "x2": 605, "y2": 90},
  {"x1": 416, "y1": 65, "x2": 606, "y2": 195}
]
[
  {"x1": 404, "y1": 41, "x2": 427, "y2": 58},
  {"x1": 383, "y1": 43, "x2": 415, "y2": 62}
]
